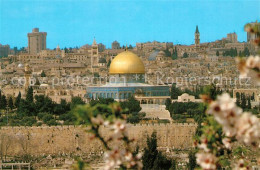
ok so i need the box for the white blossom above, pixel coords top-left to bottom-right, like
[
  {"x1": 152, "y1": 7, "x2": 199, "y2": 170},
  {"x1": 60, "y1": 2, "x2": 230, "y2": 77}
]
[
  {"x1": 196, "y1": 152, "x2": 217, "y2": 170},
  {"x1": 91, "y1": 114, "x2": 109, "y2": 126},
  {"x1": 222, "y1": 138, "x2": 232, "y2": 149},
  {"x1": 207, "y1": 93, "x2": 241, "y2": 137},
  {"x1": 235, "y1": 112, "x2": 260, "y2": 147}
]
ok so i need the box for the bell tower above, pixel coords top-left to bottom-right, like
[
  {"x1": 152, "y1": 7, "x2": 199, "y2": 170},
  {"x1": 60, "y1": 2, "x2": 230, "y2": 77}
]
[
  {"x1": 195, "y1": 25, "x2": 200, "y2": 46},
  {"x1": 91, "y1": 37, "x2": 99, "y2": 69}
]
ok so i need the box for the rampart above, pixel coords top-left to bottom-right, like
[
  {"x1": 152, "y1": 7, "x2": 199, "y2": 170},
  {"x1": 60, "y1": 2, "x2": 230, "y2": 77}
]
[{"x1": 0, "y1": 123, "x2": 197, "y2": 156}]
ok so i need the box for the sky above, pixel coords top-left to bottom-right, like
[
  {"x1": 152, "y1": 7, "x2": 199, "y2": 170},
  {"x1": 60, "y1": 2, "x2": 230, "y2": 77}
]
[{"x1": 0, "y1": 0, "x2": 259, "y2": 49}]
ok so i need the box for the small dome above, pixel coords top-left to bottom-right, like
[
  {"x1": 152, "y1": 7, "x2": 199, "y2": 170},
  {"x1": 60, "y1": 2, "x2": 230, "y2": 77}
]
[
  {"x1": 109, "y1": 51, "x2": 145, "y2": 74},
  {"x1": 18, "y1": 63, "x2": 24, "y2": 68}
]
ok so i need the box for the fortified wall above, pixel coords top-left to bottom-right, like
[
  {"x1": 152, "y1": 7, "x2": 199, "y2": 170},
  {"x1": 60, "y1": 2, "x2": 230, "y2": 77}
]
[{"x1": 0, "y1": 123, "x2": 197, "y2": 156}]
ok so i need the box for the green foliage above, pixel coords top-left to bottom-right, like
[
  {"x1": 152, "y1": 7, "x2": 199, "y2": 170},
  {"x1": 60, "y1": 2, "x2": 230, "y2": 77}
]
[
  {"x1": 182, "y1": 52, "x2": 188, "y2": 58},
  {"x1": 127, "y1": 112, "x2": 145, "y2": 124},
  {"x1": 165, "y1": 98, "x2": 171, "y2": 110},
  {"x1": 15, "y1": 92, "x2": 21, "y2": 108},
  {"x1": 142, "y1": 132, "x2": 172, "y2": 170},
  {"x1": 8, "y1": 97, "x2": 14, "y2": 109},
  {"x1": 54, "y1": 99, "x2": 70, "y2": 115},
  {"x1": 90, "y1": 98, "x2": 115, "y2": 106},
  {"x1": 59, "y1": 112, "x2": 77, "y2": 123},
  {"x1": 171, "y1": 47, "x2": 178, "y2": 60},
  {"x1": 120, "y1": 96, "x2": 141, "y2": 114},
  {"x1": 17, "y1": 99, "x2": 36, "y2": 117},
  {"x1": 26, "y1": 87, "x2": 34, "y2": 103},
  {"x1": 40, "y1": 71, "x2": 46, "y2": 77},
  {"x1": 216, "y1": 50, "x2": 219, "y2": 56},
  {"x1": 0, "y1": 94, "x2": 7, "y2": 110},
  {"x1": 170, "y1": 84, "x2": 182, "y2": 99},
  {"x1": 163, "y1": 48, "x2": 171, "y2": 57},
  {"x1": 42, "y1": 114, "x2": 54, "y2": 123},
  {"x1": 241, "y1": 93, "x2": 247, "y2": 109},
  {"x1": 170, "y1": 84, "x2": 203, "y2": 99},
  {"x1": 107, "y1": 59, "x2": 111, "y2": 68},
  {"x1": 238, "y1": 47, "x2": 250, "y2": 57},
  {"x1": 35, "y1": 95, "x2": 55, "y2": 114},
  {"x1": 169, "y1": 102, "x2": 200, "y2": 115},
  {"x1": 70, "y1": 97, "x2": 85, "y2": 110},
  {"x1": 46, "y1": 119, "x2": 59, "y2": 126},
  {"x1": 188, "y1": 150, "x2": 197, "y2": 170},
  {"x1": 74, "y1": 102, "x2": 123, "y2": 126},
  {"x1": 223, "y1": 48, "x2": 238, "y2": 57}
]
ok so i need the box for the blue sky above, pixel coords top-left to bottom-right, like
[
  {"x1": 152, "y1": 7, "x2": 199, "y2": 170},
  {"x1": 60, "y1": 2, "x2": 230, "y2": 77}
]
[{"x1": 0, "y1": 0, "x2": 259, "y2": 49}]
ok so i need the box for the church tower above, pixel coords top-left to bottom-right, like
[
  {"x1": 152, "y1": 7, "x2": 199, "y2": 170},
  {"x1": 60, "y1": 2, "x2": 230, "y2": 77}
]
[
  {"x1": 195, "y1": 25, "x2": 200, "y2": 46},
  {"x1": 91, "y1": 37, "x2": 99, "y2": 68}
]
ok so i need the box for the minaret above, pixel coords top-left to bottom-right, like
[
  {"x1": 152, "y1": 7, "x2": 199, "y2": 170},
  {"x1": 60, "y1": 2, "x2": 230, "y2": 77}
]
[
  {"x1": 91, "y1": 37, "x2": 99, "y2": 69},
  {"x1": 24, "y1": 64, "x2": 32, "y2": 90},
  {"x1": 195, "y1": 25, "x2": 200, "y2": 46}
]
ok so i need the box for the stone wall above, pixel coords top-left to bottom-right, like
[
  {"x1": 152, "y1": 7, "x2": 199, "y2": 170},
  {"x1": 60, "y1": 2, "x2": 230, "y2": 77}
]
[{"x1": 0, "y1": 123, "x2": 197, "y2": 156}]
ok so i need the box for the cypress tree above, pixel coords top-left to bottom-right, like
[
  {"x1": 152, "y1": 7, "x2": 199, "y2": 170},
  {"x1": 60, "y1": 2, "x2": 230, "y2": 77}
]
[
  {"x1": 241, "y1": 93, "x2": 247, "y2": 109},
  {"x1": 216, "y1": 50, "x2": 219, "y2": 56},
  {"x1": 0, "y1": 95, "x2": 7, "y2": 110},
  {"x1": 26, "y1": 87, "x2": 34, "y2": 103},
  {"x1": 247, "y1": 98, "x2": 251, "y2": 109},
  {"x1": 188, "y1": 150, "x2": 197, "y2": 170},
  {"x1": 15, "y1": 92, "x2": 21, "y2": 108},
  {"x1": 8, "y1": 97, "x2": 14, "y2": 110}
]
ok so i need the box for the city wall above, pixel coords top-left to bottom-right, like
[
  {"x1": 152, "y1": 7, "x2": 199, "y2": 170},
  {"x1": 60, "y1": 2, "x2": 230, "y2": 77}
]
[{"x1": 0, "y1": 123, "x2": 197, "y2": 157}]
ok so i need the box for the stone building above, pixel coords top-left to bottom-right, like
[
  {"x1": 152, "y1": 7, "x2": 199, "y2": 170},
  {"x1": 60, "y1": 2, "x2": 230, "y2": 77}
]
[
  {"x1": 226, "y1": 32, "x2": 238, "y2": 43},
  {"x1": 0, "y1": 44, "x2": 10, "y2": 57},
  {"x1": 86, "y1": 49, "x2": 170, "y2": 102},
  {"x1": 27, "y1": 28, "x2": 47, "y2": 54},
  {"x1": 195, "y1": 25, "x2": 200, "y2": 47},
  {"x1": 112, "y1": 40, "x2": 120, "y2": 49}
]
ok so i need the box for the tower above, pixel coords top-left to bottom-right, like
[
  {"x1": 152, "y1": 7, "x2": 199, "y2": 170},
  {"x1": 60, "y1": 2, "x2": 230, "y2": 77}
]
[
  {"x1": 91, "y1": 37, "x2": 99, "y2": 68},
  {"x1": 27, "y1": 28, "x2": 47, "y2": 54},
  {"x1": 24, "y1": 64, "x2": 32, "y2": 89},
  {"x1": 195, "y1": 25, "x2": 200, "y2": 46}
]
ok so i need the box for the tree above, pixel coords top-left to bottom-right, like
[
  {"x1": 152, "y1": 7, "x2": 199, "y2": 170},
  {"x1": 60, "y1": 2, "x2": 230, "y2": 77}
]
[
  {"x1": 188, "y1": 150, "x2": 197, "y2": 170},
  {"x1": 243, "y1": 47, "x2": 250, "y2": 56},
  {"x1": 182, "y1": 52, "x2": 188, "y2": 58},
  {"x1": 142, "y1": 132, "x2": 172, "y2": 170},
  {"x1": 15, "y1": 92, "x2": 21, "y2": 108},
  {"x1": 17, "y1": 99, "x2": 36, "y2": 117},
  {"x1": 241, "y1": 93, "x2": 247, "y2": 109},
  {"x1": 41, "y1": 71, "x2": 46, "y2": 77},
  {"x1": 164, "y1": 48, "x2": 171, "y2": 57},
  {"x1": 70, "y1": 97, "x2": 85, "y2": 110},
  {"x1": 171, "y1": 47, "x2": 178, "y2": 60},
  {"x1": 165, "y1": 98, "x2": 171, "y2": 110},
  {"x1": 107, "y1": 59, "x2": 111, "y2": 68},
  {"x1": 170, "y1": 84, "x2": 182, "y2": 99},
  {"x1": 8, "y1": 97, "x2": 13, "y2": 110},
  {"x1": 247, "y1": 98, "x2": 251, "y2": 109},
  {"x1": 120, "y1": 96, "x2": 141, "y2": 114},
  {"x1": 0, "y1": 95, "x2": 7, "y2": 110},
  {"x1": 54, "y1": 99, "x2": 70, "y2": 115},
  {"x1": 34, "y1": 95, "x2": 55, "y2": 114},
  {"x1": 216, "y1": 50, "x2": 219, "y2": 56},
  {"x1": 26, "y1": 87, "x2": 34, "y2": 103},
  {"x1": 236, "y1": 92, "x2": 241, "y2": 106}
]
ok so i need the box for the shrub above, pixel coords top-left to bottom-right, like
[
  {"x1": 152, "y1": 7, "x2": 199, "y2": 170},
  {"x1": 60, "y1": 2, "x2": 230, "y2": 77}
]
[{"x1": 42, "y1": 114, "x2": 53, "y2": 123}]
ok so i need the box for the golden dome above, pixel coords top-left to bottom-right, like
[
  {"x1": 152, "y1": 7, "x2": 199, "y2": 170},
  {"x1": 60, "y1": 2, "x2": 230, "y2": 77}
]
[{"x1": 109, "y1": 51, "x2": 145, "y2": 74}]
